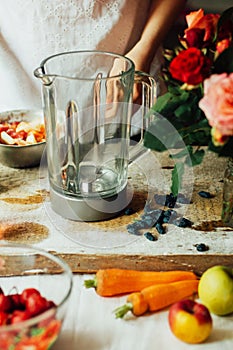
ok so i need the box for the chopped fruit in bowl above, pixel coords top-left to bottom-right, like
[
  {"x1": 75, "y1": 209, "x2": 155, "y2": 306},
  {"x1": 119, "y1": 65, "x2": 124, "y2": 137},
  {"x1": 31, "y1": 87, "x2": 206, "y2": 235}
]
[
  {"x1": 0, "y1": 243, "x2": 73, "y2": 350},
  {"x1": 0, "y1": 109, "x2": 46, "y2": 168}
]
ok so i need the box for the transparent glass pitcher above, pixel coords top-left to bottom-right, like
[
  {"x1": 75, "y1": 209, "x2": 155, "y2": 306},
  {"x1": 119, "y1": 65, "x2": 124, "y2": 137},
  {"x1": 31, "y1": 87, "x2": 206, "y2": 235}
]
[{"x1": 34, "y1": 50, "x2": 156, "y2": 221}]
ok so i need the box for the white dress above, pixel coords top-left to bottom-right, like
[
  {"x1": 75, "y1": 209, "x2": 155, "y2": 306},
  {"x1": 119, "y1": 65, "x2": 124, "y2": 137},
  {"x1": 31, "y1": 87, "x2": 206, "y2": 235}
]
[{"x1": 0, "y1": 0, "x2": 162, "y2": 111}]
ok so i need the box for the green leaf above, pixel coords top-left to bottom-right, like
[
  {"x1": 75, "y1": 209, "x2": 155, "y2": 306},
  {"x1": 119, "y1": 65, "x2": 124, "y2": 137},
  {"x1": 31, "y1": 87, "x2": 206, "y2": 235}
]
[
  {"x1": 144, "y1": 117, "x2": 186, "y2": 152},
  {"x1": 171, "y1": 162, "x2": 185, "y2": 196},
  {"x1": 152, "y1": 88, "x2": 191, "y2": 118},
  {"x1": 170, "y1": 146, "x2": 205, "y2": 167},
  {"x1": 170, "y1": 145, "x2": 193, "y2": 159},
  {"x1": 179, "y1": 119, "x2": 211, "y2": 145},
  {"x1": 185, "y1": 149, "x2": 205, "y2": 167}
]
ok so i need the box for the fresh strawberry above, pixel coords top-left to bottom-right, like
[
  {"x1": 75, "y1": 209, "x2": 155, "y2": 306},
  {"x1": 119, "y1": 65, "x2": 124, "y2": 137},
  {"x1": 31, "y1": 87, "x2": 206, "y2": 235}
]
[
  {"x1": 10, "y1": 294, "x2": 25, "y2": 310},
  {"x1": 20, "y1": 288, "x2": 41, "y2": 305},
  {"x1": 25, "y1": 294, "x2": 48, "y2": 317},
  {"x1": 0, "y1": 294, "x2": 13, "y2": 313},
  {"x1": 46, "y1": 300, "x2": 56, "y2": 309},
  {"x1": 10, "y1": 310, "x2": 31, "y2": 324},
  {"x1": 0, "y1": 311, "x2": 9, "y2": 325}
]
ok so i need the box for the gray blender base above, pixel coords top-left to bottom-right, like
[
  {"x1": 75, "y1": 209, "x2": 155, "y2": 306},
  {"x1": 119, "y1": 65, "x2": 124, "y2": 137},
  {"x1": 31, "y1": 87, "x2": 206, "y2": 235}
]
[{"x1": 50, "y1": 185, "x2": 131, "y2": 222}]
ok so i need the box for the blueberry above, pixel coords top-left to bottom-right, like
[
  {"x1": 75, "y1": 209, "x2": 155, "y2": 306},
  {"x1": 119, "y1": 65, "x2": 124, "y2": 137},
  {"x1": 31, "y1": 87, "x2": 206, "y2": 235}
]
[
  {"x1": 195, "y1": 243, "x2": 209, "y2": 252},
  {"x1": 124, "y1": 207, "x2": 134, "y2": 215},
  {"x1": 155, "y1": 222, "x2": 166, "y2": 234},
  {"x1": 173, "y1": 217, "x2": 193, "y2": 228},
  {"x1": 162, "y1": 209, "x2": 178, "y2": 223},
  {"x1": 144, "y1": 232, "x2": 157, "y2": 241},
  {"x1": 198, "y1": 191, "x2": 214, "y2": 198},
  {"x1": 165, "y1": 193, "x2": 177, "y2": 208}
]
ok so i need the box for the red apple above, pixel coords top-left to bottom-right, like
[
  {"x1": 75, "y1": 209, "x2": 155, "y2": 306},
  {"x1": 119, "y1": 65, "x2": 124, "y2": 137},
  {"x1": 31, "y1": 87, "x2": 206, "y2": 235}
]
[{"x1": 168, "y1": 299, "x2": 212, "y2": 344}]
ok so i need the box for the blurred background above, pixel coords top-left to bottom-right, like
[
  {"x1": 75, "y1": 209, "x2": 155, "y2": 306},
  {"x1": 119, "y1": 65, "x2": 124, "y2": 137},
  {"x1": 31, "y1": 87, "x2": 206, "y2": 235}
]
[{"x1": 164, "y1": 0, "x2": 232, "y2": 48}]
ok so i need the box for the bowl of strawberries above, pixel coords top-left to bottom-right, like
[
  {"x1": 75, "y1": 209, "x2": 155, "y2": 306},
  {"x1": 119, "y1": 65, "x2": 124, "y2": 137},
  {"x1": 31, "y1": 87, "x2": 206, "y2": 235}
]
[
  {"x1": 0, "y1": 242, "x2": 73, "y2": 350},
  {"x1": 0, "y1": 109, "x2": 46, "y2": 168}
]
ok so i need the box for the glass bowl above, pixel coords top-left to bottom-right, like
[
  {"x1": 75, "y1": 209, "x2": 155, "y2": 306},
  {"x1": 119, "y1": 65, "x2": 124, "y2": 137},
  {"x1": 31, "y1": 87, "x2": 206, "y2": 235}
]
[
  {"x1": 0, "y1": 242, "x2": 73, "y2": 350},
  {"x1": 0, "y1": 109, "x2": 46, "y2": 168}
]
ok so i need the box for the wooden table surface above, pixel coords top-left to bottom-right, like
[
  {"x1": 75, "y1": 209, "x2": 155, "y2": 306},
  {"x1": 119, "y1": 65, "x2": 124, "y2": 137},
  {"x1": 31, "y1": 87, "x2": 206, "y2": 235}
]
[
  {"x1": 0, "y1": 149, "x2": 232, "y2": 276},
  {"x1": 1, "y1": 149, "x2": 233, "y2": 349}
]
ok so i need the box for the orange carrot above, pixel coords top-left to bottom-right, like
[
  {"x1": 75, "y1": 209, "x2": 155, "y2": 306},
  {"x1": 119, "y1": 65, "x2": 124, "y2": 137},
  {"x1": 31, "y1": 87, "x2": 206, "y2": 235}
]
[
  {"x1": 84, "y1": 268, "x2": 198, "y2": 296},
  {"x1": 114, "y1": 279, "x2": 199, "y2": 318}
]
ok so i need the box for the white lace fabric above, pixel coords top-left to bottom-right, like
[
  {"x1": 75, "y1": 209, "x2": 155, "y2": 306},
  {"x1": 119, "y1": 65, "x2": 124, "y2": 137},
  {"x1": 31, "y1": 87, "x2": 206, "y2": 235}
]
[{"x1": 0, "y1": 0, "x2": 161, "y2": 111}]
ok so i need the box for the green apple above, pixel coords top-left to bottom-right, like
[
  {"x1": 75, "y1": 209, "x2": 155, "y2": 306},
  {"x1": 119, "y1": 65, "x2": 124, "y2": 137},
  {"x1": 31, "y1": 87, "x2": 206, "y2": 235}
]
[
  {"x1": 168, "y1": 299, "x2": 212, "y2": 344},
  {"x1": 198, "y1": 265, "x2": 233, "y2": 316}
]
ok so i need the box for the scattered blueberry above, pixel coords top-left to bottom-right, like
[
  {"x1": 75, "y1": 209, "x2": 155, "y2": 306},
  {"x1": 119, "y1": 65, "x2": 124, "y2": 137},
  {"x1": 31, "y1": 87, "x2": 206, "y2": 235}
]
[
  {"x1": 124, "y1": 207, "x2": 134, "y2": 215},
  {"x1": 198, "y1": 191, "x2": 214, "y2": 198},
  {"x1": 195, "y1": 243, "x2": 209, "y2": 252},
  {"x1": 165, "y1": 193, "x2": 177, "y2": 208},
  {"x1": 154, "y1": 222, "x2": 166, "y2": 234},
  {"x1": 172, "y1": 217, "x2": 193, "y2": 228},
  {"x1": 162, "y1": 209, "x2": 178, "y2": 223},
  {"x1": 127, "y1": 191, "x2": 193, "y2": 237},
  {"x1": 144, "y1": 232, "x2": 157, "y2": 241},
  {"x1": 154, "y1": 193, "x2": 177, "y2": 208}
]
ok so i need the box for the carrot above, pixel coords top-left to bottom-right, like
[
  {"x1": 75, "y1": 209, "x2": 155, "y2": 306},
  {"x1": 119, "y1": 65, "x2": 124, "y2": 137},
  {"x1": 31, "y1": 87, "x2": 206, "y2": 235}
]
[
  {"x1": 114, "y1": 279, "x2": 199, "y2": 318},
  {"x1": 84, "y1": 268, "x2": 198, "y2": 296}
]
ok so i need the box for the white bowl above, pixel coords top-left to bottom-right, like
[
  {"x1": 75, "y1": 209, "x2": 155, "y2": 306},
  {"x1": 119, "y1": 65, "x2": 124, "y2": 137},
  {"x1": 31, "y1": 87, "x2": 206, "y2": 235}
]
[{"x1": 0, "y1": 109, "x2": 46, "y2": 168}]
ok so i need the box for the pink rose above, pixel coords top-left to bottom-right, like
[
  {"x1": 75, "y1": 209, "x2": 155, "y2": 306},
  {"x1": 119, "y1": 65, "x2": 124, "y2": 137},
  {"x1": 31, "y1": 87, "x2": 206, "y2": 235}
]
[{"x1": 199, "y1": 73, "x2": 233, "y2": 137}]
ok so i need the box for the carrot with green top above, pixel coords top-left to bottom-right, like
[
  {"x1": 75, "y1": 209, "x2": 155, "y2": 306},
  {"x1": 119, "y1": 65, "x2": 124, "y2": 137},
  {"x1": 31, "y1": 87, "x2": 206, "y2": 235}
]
[
  {"x1": 84, "y1": 268, "x2": 198, "y2": 296},
  {"x1": 114, "y1": 279, "x2": 199, "y2": 318}
]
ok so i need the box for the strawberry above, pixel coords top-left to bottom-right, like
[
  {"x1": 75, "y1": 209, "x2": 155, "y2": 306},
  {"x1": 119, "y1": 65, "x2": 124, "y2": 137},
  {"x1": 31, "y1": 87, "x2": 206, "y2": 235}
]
[
  {"x1": 10, "y1": 293, "x2": 25, "y2": 310},
  {"x1": 0, "y1": 294, "x2": 13, "y2": 313},
  {"x1": 25, "y1": 294, "x2": 48, "y2": 317},
  {"x1": 10, "y1": 310, "x2": 31, "y2": 324},
  {"x1": 20, "y1": 288, "x2": 41, "y2": 305},
  {"x1": 0, "y1": 311, "x2": 9, "y2": 325}
]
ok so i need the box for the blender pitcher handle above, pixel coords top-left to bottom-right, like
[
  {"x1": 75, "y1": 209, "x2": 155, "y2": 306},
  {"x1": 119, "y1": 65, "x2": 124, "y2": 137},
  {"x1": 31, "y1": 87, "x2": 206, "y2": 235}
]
[{"x1": 129, "y1": 70, "x2": 157, "y2": 163}]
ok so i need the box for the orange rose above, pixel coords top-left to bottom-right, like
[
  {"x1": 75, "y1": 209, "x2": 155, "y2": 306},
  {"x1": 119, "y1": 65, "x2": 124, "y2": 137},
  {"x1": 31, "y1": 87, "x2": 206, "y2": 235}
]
[
  {"x1": 199, "y1": 73, "x2": 233, "y2": 140},
  {"x1": 216, "y1": 38, "x2": 231, "y2": 54},
  {"x1": 184, "y1": 9, "x2": 220, "y2": 47}
]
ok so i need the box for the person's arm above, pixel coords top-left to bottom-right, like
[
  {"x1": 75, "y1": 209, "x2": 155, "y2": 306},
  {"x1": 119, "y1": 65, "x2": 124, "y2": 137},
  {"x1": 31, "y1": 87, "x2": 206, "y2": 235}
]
[{"x1": 125, "y1": 0, "x2": 186, "y2": 73}]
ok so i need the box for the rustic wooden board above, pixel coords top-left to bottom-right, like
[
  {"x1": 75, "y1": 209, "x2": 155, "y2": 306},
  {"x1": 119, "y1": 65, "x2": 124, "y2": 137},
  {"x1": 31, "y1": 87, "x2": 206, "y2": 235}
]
[
  {"x1": 52, "y1": 252, "x2": 233, "y2": 276},
  {"x1": 0, "y1": 150, "x2": 232, "y2": 275}
]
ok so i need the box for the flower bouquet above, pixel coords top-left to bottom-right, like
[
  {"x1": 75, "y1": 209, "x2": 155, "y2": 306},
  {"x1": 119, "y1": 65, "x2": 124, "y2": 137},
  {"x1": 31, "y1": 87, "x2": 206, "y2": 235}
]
[{"x1": 144, "y1": 7, "x2": 233, "y2": 200}]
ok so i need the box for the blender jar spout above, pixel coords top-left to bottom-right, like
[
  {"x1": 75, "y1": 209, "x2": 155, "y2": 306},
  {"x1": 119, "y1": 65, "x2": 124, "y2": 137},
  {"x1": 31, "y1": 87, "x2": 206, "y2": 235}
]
[{"x1": 34, "y1": 67, "x2": 54, "y2": 86}]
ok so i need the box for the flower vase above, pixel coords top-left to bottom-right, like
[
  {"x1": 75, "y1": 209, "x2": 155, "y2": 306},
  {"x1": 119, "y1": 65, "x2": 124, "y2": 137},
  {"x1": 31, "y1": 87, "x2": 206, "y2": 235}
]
[{"x1": 221, "y1": 158, "x2": 233, "y2": 228}]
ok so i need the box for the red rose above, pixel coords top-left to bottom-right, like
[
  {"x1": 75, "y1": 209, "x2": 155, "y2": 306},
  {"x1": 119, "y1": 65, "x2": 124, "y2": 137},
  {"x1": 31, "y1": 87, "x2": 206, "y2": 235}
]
[
  {"x1": 169, "y1": 48, "x2": 211, "y2": 85},
  {"x1": 185, "y1": 28, "x2": 205, "y2": 48}
]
